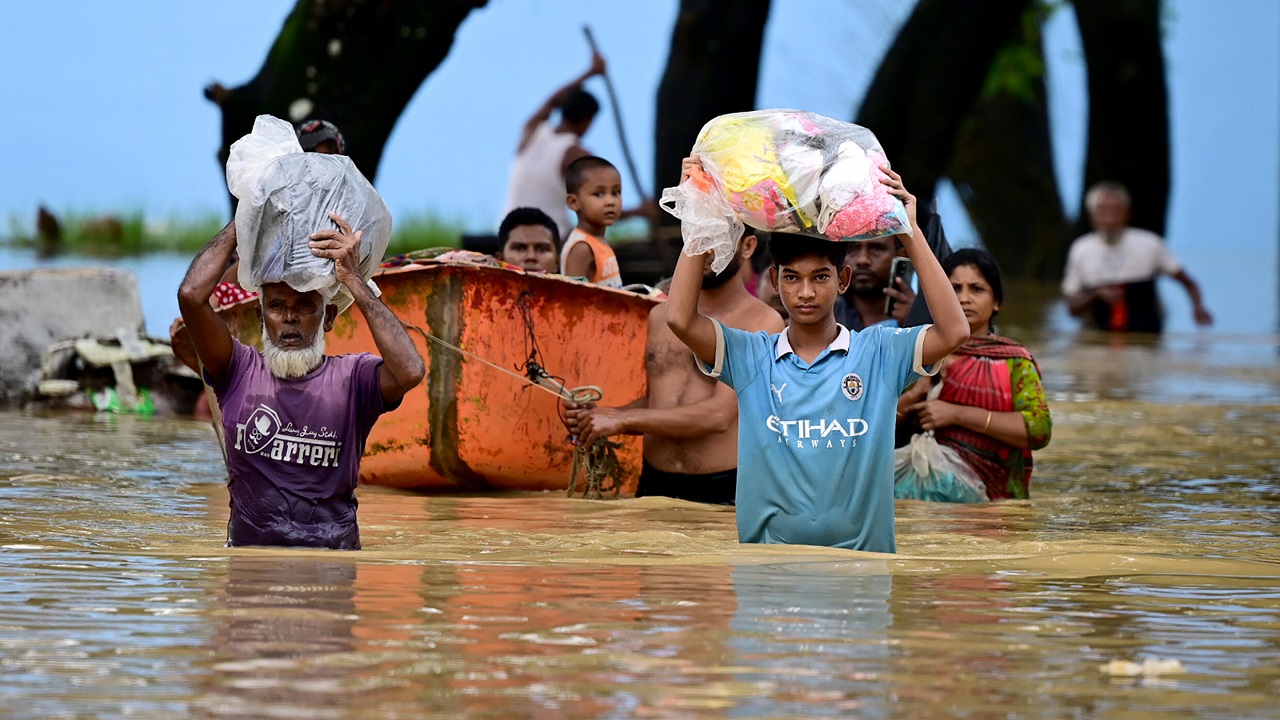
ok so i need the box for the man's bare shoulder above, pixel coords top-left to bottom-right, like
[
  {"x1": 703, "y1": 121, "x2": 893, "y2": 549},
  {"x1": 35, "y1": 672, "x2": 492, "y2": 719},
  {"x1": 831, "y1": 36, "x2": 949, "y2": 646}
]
[
  {"x1": 718, "y1": 294, "x2": 784, "y2": 334},
  {"x1": 645, "y1": 302, "x2": 696, "y2": 374}
]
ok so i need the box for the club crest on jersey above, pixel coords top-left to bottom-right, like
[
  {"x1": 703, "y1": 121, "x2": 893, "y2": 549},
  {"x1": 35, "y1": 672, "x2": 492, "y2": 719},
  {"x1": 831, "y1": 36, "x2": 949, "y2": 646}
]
[{"x1": 840, "y1": 373, "x2": 864, "y2": 401}]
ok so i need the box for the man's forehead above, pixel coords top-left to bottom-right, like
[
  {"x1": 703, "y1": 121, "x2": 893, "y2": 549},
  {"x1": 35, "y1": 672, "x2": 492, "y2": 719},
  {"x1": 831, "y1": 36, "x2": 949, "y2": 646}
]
[
  {"x1": 778, "y1": 257, "x2": 838, "y2": 273},
  {"x1": 847, "y1": 238, "x2": 893, "y2": 253},
  {"x1": 507, "y1": 224, "x2": 556, "y2": 244}
]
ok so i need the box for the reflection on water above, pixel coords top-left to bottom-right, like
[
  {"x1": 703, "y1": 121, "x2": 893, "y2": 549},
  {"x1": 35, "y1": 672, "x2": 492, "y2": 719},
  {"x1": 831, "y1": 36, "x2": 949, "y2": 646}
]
[{"x1": 0, "y1": 335, "x2": 1278, "y2": 717}]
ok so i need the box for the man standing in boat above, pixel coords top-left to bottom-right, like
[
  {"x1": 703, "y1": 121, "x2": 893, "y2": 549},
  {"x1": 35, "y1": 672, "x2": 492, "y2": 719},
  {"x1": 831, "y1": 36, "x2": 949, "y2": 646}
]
[
  {"x1": 501, "y1": 51, "x2": 652, "y2": 240},
  {"x1": 563, "y1": 228, "x2": 784, "y2": 504},
  {"x1": 177, "y1": 215, "x2": 424, "y2": 549}
]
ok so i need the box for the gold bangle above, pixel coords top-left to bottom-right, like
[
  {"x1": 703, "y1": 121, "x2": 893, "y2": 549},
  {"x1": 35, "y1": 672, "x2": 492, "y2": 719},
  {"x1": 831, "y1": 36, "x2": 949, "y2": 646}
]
[{"x1": 982, "y1": 410, "x2": 992, "y2": 433}]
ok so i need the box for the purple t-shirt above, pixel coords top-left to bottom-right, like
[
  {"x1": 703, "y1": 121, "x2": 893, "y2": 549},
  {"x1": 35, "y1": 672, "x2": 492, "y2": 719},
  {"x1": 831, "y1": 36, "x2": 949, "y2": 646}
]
[{"x1": 213, "y1": 340, "x2": 388, "y2": 549}]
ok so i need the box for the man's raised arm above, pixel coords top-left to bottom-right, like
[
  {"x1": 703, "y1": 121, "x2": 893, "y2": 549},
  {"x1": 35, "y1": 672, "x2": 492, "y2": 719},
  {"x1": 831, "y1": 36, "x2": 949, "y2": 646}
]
[
  {"x1": 311, "y1": 213, "x2": 424, "y2": 404},
  {"x1": 664, "y1": 247, "x2": 720, "y2": 368},
  {"x1": 879, "y1": 167, "x2": 968, "y2": 365},
  {"x1": 517, "y1": 52, "x2": 606, "y2": 153},
  {"x1": 176, "y1": 221, "x2": 237, "y2": 384}
]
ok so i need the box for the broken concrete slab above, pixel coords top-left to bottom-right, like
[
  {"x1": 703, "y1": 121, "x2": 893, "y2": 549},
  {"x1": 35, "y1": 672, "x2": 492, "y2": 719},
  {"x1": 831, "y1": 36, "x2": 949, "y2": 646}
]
[{"x1": 0, "y1": 267, "x2": 146, "y2": 407}]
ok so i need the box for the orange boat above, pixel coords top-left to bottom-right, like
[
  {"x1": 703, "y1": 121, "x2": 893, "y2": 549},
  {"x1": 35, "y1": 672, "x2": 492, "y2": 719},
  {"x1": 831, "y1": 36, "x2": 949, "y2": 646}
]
[{"x1": 217, "y1": 260, "x2": 659, "y2": 494}]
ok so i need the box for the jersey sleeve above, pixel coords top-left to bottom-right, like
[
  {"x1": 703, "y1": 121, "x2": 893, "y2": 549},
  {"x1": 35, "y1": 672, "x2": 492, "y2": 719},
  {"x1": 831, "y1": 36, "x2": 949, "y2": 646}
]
[
  {"x1": 1009, "y1": 357, "x2": 1052, "y2": 450},
  {"x1": 878, "y1": 323, "x2": 938, "y2": 393},
  {"x1": 695, "y1": 319, "x2": 770, "y2": 392}
]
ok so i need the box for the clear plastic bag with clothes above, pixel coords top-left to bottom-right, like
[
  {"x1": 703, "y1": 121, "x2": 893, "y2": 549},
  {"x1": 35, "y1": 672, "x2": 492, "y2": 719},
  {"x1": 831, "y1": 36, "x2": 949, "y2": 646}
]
[
  {"x1": 226, "y1": 115, "x2": 391, "y2": 312},
  {"x1": 892, "y1": 432, "x2": 988, "y2": 503},
  {"x1": 659, "y1": 109, "x2": 910, "y2": 273}
]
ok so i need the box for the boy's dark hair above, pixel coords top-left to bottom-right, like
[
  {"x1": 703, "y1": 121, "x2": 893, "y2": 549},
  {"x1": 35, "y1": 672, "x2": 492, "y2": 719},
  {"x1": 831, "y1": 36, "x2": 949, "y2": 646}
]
[
  {"x1": 559, "y1": 89, "x2": 599, "y2": 124},
  {"x1": 767, "y1": 233, "x2": 848, "y2": 269},
  {"x1": 942, "y1": 247, "x2": 1004, "y2": 305},
  {"x1": 565, "y1": 155, "x2": 617, "y2": 194},
  {"x1": 498, "y1": 207, "x2": 561, "y2": 249}
]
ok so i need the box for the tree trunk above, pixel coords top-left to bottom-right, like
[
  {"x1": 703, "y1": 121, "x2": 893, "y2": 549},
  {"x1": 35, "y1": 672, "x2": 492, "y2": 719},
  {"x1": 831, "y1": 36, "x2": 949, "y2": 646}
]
[
  {"x1": 856, "y1": 0, "x2": 1033, "y2": 211},
  {"x1": 206, "y1": 0, "x2": 487, "y2": 212},
  {"x1": 947, "y1": 7, "x2": 1069, "y2": 278},
  {"x1": 652, "y1": 0, "x2": 772, "y2": 268},
  {"x1": 1072, "y1": 0, "x2": 1169, "y2": 237}
]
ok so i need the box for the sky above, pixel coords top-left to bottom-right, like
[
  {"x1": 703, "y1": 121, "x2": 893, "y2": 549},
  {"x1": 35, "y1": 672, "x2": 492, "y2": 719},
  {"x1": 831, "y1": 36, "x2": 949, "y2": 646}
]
[{"x1": 2, "y1": 0, "x2": 1277, "y2": 334}]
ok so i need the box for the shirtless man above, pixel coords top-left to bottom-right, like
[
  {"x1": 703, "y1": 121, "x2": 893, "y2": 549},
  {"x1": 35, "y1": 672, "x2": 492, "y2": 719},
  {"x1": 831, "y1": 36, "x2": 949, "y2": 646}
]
[{"x1": 563, "y1": 230, "x2": 784, "y2": 504}]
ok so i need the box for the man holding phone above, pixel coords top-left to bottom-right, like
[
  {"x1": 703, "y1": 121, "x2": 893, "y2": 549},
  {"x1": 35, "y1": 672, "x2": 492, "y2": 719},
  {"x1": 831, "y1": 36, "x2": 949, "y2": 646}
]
[{"x1": 833, "y1": 237, "x2": 918, "y2": 330}]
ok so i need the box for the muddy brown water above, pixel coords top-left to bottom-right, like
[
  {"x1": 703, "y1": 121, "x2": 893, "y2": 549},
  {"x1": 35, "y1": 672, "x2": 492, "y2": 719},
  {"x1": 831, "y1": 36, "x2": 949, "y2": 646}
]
[{"x1": 1, "y1": 327, "x2": 1277, "y2": 719}]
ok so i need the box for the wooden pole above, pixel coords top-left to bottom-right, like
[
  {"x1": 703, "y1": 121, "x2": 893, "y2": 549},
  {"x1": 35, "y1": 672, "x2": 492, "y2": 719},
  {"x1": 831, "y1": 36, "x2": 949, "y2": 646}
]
[
  {"x1": 582, "y1": 25, "x2": 666, "y2": 276},
  {"x1": 582, "y1": 26, "x2": 648, "y2": 202}
]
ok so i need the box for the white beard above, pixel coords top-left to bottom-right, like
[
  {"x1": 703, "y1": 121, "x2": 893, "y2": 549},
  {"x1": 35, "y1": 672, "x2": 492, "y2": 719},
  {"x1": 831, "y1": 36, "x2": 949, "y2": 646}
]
[{"x1": 261, "y1": 324, "x2": 326, "y2": 379}]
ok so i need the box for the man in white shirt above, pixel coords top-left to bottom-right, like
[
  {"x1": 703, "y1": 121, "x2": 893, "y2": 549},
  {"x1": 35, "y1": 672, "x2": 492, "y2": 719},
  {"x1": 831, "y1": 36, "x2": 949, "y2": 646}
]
[
  {"x1": 501, "y1": 53, "x2": 605, "y2": 240},
  {"x1": 1061, "y1": 182, "x2": 1212, "y2": 332}
]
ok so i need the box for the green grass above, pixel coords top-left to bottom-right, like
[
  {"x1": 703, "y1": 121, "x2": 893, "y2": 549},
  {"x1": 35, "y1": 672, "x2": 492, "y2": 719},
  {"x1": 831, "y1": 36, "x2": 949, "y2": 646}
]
[
  {"x1": 3, "y1": 211, "x2": 226, "y2": 257},
  {"x1": 3, "y1": 209, "x2": 467, "y2": 259},
  {"x1": 385, "y1": 213, "x2": 465, "y2": 256}
]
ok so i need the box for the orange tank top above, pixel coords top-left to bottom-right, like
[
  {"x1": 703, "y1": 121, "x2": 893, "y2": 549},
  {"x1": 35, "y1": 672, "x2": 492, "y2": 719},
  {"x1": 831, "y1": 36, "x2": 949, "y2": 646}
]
[{"x1": 560, "y1": 229, "x2": 622, "y2": 288}]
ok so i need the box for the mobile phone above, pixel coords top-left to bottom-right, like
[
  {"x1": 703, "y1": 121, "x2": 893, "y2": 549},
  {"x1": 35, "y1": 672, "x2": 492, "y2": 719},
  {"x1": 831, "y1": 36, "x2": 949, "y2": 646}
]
[{"x1": 884, "y1": 257, "x2": 915, "y2": 316}]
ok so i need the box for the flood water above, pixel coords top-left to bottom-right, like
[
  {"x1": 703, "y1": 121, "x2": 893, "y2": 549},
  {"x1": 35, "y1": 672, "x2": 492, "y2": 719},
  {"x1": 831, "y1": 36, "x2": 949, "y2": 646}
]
[{"x1": 1, "y1": 322, "x2": 1277, "y2": 719}]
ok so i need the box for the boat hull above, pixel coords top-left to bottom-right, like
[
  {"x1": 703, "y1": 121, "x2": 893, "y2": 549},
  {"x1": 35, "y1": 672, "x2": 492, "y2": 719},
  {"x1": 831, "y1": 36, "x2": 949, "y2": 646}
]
[{"x1": 219, "y1": 263, "x2": 657, "y2": 493}]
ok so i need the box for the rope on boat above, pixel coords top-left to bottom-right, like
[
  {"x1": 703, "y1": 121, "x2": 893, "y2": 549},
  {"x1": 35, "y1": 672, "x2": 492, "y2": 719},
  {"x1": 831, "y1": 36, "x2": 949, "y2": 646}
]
[{"x1": 401, "y1": 311, "x2": 623, "y2": 500}]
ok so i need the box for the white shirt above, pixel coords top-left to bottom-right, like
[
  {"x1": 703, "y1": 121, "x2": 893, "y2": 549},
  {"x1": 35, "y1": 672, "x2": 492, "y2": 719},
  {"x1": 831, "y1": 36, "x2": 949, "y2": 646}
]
[
  {"x1": 1061, "y1": 227, "x2": 1182, "y2": 296},
  {"x1": 502, "y1": 122, "x2": 579, "y2": 239}
]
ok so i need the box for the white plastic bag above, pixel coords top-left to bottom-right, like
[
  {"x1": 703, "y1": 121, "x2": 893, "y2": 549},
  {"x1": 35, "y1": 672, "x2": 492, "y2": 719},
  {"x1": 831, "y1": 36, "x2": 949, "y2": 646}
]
[
  {"x1": 658, "y1": 170, "x2": 744, "y2": 273},
  {"x1": 226, "y1": 115, "x2": 391, "y2": 313},
  {"x1": 660, "y1": 109, "x2": 910, "y2": 273},
  {"x1": 893, "y1": 432, "x2": 988, "y2": 503}
]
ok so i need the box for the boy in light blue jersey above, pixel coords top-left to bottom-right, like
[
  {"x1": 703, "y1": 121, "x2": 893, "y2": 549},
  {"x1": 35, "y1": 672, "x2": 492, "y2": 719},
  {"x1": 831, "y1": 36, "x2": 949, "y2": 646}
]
[{"x1": 666, "y1": 158, "x2": 969, "y2": 552}]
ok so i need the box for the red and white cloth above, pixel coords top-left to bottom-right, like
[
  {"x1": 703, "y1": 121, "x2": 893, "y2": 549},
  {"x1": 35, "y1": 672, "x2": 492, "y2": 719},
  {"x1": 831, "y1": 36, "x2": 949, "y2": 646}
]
[{"x1": 214, "y1": 282, "x2": 258, "y2": 308}]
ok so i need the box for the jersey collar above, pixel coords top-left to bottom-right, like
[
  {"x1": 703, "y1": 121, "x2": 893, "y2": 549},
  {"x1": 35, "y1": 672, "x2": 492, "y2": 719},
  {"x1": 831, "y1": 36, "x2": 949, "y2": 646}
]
[{"x1": 774, "y1": 324, "x2": 851, "y2": 360}]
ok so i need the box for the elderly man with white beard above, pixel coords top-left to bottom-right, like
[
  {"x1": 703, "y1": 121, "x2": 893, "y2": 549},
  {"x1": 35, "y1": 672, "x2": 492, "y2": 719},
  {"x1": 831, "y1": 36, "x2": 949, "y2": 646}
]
[{"x1": 178, "y1": 214, "x2": 424, "y2": 549}]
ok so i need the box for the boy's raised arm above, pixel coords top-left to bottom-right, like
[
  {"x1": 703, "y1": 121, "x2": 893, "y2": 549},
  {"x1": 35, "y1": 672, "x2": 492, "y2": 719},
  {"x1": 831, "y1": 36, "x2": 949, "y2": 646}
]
[
  {"x1": 664, "y1": 155, "x2": 721, "y2": 365},
  {"x1": 880, "y1": 167, "x2": 968, "y2": 366},
  {"x1": 664, "y1": 248, "x2": 719, "y2": 367}
]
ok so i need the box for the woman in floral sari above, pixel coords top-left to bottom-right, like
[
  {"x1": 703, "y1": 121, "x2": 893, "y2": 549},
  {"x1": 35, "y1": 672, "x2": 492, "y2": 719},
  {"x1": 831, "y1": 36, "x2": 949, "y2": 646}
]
[{"x1": 895, "y1": 249, "x2": 1052, "y2": 501}]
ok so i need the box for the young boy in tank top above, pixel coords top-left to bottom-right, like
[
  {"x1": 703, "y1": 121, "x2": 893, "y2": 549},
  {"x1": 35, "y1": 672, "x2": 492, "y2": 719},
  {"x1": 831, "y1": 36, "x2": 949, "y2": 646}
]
[{"x1": 561, "y1": 156, "x2": 624, "y2": 288}]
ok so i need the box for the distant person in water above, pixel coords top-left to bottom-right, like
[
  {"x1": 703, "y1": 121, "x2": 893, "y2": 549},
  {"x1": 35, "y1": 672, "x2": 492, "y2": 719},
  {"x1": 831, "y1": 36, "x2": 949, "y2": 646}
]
[
  {"x1": 495, "y1": 207, "x2": 560, "y2": 273},
  {"x1": 1061, "y1": 181, "x2": 1212, "y2": 332},
  {"x1": 564, "y1": 226, "x2": 784, "y2": 505},
  {"x1": 177, "y1": 215, "x2": 424, "y2": 549}
]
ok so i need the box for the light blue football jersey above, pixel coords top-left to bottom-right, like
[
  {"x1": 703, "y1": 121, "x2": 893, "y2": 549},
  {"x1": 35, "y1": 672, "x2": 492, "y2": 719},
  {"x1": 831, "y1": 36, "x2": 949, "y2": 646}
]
[{"x1": 700, "y1": 321, "x2": 935, "y2": 553}]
